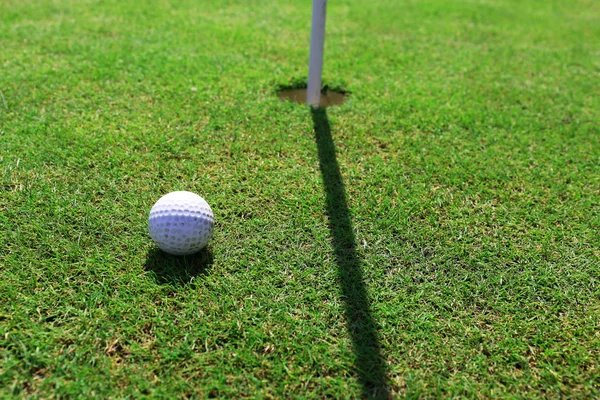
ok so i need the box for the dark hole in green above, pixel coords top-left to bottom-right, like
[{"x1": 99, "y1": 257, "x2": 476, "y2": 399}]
[{"x1": 277, "y1": 88, "x2": 348, "y2": 107}]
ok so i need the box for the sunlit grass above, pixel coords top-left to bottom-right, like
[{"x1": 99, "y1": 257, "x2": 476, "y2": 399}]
[{"x1": 1, "y1": 0, "x2": 599, "y2": 397}]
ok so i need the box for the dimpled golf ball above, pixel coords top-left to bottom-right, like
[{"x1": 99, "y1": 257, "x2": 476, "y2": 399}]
[{"x1": 148, "y1": 191, "x2": 214, "y2": 256}]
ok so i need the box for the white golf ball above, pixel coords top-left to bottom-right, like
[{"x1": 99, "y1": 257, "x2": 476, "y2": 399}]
[{"x1": 148, "y1": 191, "x2": 214, "y2": 256}]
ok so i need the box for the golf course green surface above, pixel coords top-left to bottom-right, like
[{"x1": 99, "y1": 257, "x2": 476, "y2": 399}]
[{"x1": 1, "y1": 0, "x2": 599, "y2": 397}]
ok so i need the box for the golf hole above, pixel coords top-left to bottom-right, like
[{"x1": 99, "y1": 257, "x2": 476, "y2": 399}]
[{"x1": 277, "y1": 88, "x2": 348, "y2": 108}]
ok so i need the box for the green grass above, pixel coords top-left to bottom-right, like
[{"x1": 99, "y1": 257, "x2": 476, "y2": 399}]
[{"x1": 1, "y1": 0, "x2": 600, "y2": 397}]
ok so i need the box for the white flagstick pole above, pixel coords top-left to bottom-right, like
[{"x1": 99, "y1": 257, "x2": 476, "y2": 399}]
[{"x1": 307, "y1": 0, "x2": 327, "y2": 108}]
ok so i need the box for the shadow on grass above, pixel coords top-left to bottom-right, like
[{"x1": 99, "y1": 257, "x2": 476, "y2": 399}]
[
  {"x1": 312, "y1": 107, "x2": 390, "y2": 399},
  {"x1": 144, "y1": 247, "x2": 214, "y2": 285}
]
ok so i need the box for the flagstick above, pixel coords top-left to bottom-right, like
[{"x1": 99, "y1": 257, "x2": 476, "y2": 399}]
[{"x1": 307, "y1": 0, "x2": 327, "y2": 108}]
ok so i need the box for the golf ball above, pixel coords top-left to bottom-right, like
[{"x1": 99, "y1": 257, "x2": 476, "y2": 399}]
[{"x1": 148, "y1": 191, "x2": 214, "y2": 256}]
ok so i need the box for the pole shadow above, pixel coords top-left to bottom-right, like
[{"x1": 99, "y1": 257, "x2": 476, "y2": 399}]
[
  {"x1": 311, "y1": 108, "x2": 390, "y2": 399},
  {"x1": 144, "y1": 247, "x2": 214, "y2": 285}
]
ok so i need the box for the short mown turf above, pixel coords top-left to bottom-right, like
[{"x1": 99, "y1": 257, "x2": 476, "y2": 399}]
[{"x1": 1, "y1": 0, "x2": 599, "y2": 398}]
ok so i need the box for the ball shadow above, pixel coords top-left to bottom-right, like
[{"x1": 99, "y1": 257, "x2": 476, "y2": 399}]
[{"x1": 144, "y1": 246, "x2": 214, "y2": 285}]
